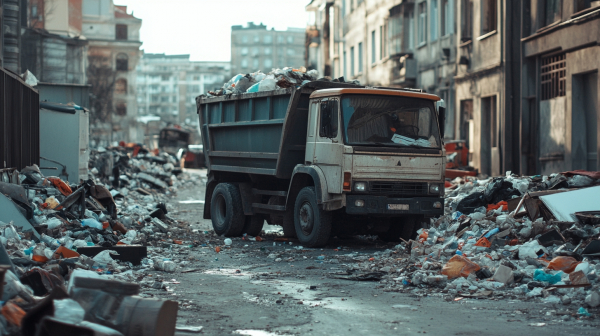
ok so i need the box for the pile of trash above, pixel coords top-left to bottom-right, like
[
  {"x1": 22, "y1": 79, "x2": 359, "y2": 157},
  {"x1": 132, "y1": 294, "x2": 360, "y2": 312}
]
[
  {"x1": 0, "y1": 144, "x2": 203, "y2": 335},
  {"x1": 206, "y1": 67, "x2": 358, "y2": 97},
  {"x1": 344, "y1": 170, "x2": 600, "y2": 316}
]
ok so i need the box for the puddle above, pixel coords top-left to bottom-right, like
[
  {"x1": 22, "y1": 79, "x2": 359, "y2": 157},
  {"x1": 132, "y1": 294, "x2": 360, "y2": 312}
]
[
  {"x1": 179, "y1": 200, "x2": 205, "y2": 204},
  {"x1": 234, "y1": 330, "x2": 291, "y2": 336}
]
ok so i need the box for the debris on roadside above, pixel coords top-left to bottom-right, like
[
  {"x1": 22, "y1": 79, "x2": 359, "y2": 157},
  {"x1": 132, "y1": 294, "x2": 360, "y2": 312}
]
[
  {"x1": 0, "y1": 143, "x2": 204, "y2": 335},
  {"x1": 337, "y1": 170, "x2": 600, "y2": 314}
]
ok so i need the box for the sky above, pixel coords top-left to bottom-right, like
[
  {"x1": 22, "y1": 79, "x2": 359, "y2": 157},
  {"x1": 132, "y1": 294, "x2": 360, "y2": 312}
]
[{"x1": 117, "y1": 0, "x2": 311, "y2": 62}]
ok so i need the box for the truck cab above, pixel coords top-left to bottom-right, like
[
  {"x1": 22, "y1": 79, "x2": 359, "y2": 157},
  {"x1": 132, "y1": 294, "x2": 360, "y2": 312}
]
[{"x1": 198, "y1": 83, "x2": 445, "y2": 247}]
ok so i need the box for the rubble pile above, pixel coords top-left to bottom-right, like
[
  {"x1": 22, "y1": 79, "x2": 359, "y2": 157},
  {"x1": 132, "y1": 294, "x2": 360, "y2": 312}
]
[
  {"x1": 0, "y1": 145, "x2": 203, "y2": 335},
  {"x1": 206, "y1": 67, "x2": 359, "y2": 97},
  {"x1": 344, "y1": 171, "x2": 600, "y2": 316}
]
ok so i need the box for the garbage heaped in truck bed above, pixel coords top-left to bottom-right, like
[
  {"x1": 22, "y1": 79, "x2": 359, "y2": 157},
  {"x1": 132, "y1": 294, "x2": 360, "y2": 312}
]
[{"x1": 205, "y1": 66, "x2": 347, "y2": 97}]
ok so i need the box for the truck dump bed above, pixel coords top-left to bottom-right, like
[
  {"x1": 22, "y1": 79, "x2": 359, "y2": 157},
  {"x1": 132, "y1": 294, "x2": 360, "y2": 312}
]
[{"x1": 197, "y1": 81, "x2": 360, "y2": 179}]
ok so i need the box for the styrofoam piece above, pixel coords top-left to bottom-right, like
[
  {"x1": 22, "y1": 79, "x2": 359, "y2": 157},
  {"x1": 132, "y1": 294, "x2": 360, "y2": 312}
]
[{"x1": 539, "y1": 186, "x2": 600, "y2": 222}]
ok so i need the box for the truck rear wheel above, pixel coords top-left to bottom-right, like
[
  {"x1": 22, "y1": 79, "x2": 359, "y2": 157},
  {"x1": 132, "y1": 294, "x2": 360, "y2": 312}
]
[
  {"x1": 243, "y1": 215, "x2": 265, "y2": 237},
  {"x1": 210, "y1": 183, "x2": 245, "y2": 237},
  {"x1": 294, "y1": 187, "x2": 332, "y2": 247},
  {"x1": 379, "y1": 215, "x2": 421, "y2": 242}
]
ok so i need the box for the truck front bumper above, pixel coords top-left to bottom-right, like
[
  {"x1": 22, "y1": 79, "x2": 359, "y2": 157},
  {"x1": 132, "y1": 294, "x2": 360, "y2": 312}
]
[{"x1": 345, "y1": 195, "x2": 444, "y2": 216}]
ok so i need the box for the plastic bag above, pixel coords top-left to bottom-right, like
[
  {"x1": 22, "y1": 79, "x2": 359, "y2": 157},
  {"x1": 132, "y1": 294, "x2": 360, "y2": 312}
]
[
  {"x1": 45, "y1": 196, "x2": 59, "y2": 209},
  {"x1": 3, "y1": 224, "x2": 20, "y2": 241},
  {"x1": 53, "y1": 298, "x2": 85, "y2": 324},
  {"x1": 1, "y1": 301, "x2": 26, "y2": 327},
  {"x1": 441, "y1": 255, "x2": 481, "y2": 279},
  {"x1": 81, "y1": 218, "x2": 103, "y2": 230},
  {"x1": 547, "y1": 256, "x2": 580, "y2": 273},
  {"x1": 46, "y1": 217, "x2": 63, "y2": 230},
  {"x1": 92, "y1": 250, "x2": 119, "y2": 266},
  {"x1": 518, "y1": 240, "x2": 547, "y2": 259},
  {"x1": 533, "y1": 269, "x2": 563, "y2": 284},
  {"x1": 568, "y1": 175, "x2": 594, "y2": 187}
]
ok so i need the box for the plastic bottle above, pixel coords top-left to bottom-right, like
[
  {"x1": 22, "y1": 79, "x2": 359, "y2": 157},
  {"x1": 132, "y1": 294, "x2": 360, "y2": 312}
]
[{"x1": 224, "y1": 238, "x2": 232, "y2": 246}]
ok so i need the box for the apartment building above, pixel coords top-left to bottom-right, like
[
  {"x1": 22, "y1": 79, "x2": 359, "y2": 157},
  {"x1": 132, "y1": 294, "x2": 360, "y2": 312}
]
[
  {"x1": 230, "y1": 22, "x2": 305, "y2": 76},
  {"x1": 136, "y1": 53, "x2": 230, "y2": 124}
]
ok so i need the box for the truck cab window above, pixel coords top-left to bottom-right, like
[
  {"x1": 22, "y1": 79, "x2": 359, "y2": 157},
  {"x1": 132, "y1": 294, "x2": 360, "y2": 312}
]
[
  {"x1": 319, "y1": 100, "x2": 339, "y2": 138},
  {"x1": 341, "y1": 94, "x2": 440, "y2": 148}
]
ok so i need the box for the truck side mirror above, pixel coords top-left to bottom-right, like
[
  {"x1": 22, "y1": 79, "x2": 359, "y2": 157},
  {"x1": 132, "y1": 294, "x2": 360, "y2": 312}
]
[
  {"x1": 319, "y1": 100, "x2": 338, "y2": 138},
  {"x1": 438, "y1": 106, "x2": 446, "y2": 139}
]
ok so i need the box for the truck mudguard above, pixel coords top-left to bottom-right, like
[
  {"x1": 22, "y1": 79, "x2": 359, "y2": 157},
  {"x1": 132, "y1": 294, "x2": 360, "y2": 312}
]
[{"x1": 286, "y1": 165, "x2": 329, "y2": 208}]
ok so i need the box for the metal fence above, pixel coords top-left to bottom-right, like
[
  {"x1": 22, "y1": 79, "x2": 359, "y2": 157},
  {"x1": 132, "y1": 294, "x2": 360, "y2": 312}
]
[{"x1": 0, "y1": 67, "x2": 40, "y2": 170}]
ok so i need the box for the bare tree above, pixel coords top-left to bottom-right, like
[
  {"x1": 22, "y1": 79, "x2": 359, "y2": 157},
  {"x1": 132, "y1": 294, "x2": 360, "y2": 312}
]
[{"x1": 87, "y1": 54, "x2": 116, "y2": 124}]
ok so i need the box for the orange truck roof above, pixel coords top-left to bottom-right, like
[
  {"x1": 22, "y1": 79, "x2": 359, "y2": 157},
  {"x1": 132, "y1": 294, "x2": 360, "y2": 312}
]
[{"x1": 309, "y1": 88, "x2": 441, "y2": 101}]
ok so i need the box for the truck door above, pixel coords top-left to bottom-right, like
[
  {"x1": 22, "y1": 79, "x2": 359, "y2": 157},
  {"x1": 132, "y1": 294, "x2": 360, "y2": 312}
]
[
  {"x1": 305, "y1": 101, "x2": 318, "y2": 164},
  {"x1": 313, "y1": 99, "x2": 343, "y2": 194}
]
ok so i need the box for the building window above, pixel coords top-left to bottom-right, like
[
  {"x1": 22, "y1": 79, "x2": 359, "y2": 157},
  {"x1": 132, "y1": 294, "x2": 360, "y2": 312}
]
[
  {"x1": 358, "y1": 42, "x2": 363, "y2": 73},
  {"x1": 371, "y1": 30, "x2": 376, "y2": 64},
  {"x1": 241, "y1": 47, "x2": 248, "y2": 55},
  {"x1": 543, "y1": 0, "x2": 562, "y2": 27},
  {"x1": 481, "y1": 0, "x2": 497, "y2": 35},
  {"x1": 287, "y1": 36, "x2": 294, "y2": 44},
  {"x1": 242, "y1": 35, "x2": 248, "y2": 43},
  {"x1": 252, "y1": 47, "x2": 259, "y2": 56},
  {"x1": 264, "y1": 58, "x2": 273, "y2": 68},
  {"x1": 115, "y1": 78, "x2": 127, "y2": 94},
  {"x1": 418, "y1": 2, "x2": 427, "y2": 45},
  {"x1": 241, "y1": 58, "x2": 248, "y2": 68},
  {"x1": 541, "y1": 54, "x2": 566, "y2": 100},
  {"x1": 442, "y1": 0, "x2": 453, "y2": 36},
  {"x1": 350, "y1": 46, "x2": 355, "y2": 76},
  {"x1": 379, "y1": 26, "x2": 384, "y2": 60},
  {"x1": 343, "y1": 50, "x2": 347, "y2": 78},
  {"x1": 287, "y1": 48, "x2": 295, "y2": 55},
  {"x1": 389, "y1": 7, "x2": 403, "y2": 55},
  {"x1": 461, "y1": 0, "x2": 473, "y2": 42},
  {"x1": 161, "y1": 75, "x2": 169, "y2": 81},
  {"x1": 254, "y1": 35, "x2": 260, "y2": 43},
  {"x1": 115, "y1": 24, "x2": 128, "y2": 40},
  {"x1": 116, "y1": 53, "x2": 128, "y2": 71},
  {"x1": 265, "y1": 47, "x2": 272, "y2": 55},
  {"x1": 253, "y1": 58, "x2": 259, "y2": 69},
  {"x1": 277, "y1": 35, "x2": 284, "y2": 43},
  {"x1": 430, "y1": 0, "x2": 438, "y2": 41},
  {"x1": 115, "y1": 102, "x2": 127, "y2": 116},
  {"x1": 264, "y1": 35, "x2": 272, "y2": 43}
]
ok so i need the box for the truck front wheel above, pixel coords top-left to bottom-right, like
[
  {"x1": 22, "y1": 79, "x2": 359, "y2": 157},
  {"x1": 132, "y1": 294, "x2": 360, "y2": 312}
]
[
  {"x1": 294, "y1": 187, "x2": 332, "y2": 247},
  {"x1": 210, "y1": 183, "x2": 245, "y2": 237},
  {"x1": 243, "y1": 215, "x2": 265, "y2": 237}
]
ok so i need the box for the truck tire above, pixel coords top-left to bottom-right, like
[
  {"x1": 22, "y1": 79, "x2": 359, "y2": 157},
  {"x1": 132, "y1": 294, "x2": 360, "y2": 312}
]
[
  {"x1": 294, "y1": 187, "x2": 332, "y2": 247},
  {"x1": 380, "y1": 215, "x2": 421, "y2": 242},
  {"x1": 210, "y1": 183, "x2": 245, "y2": 237},
  {"x1": 282, "y1": 211, "x2": 296, "y2": 238},
  {"x1": 243, "y1": 215, "x2": 265, "y2": 237}
]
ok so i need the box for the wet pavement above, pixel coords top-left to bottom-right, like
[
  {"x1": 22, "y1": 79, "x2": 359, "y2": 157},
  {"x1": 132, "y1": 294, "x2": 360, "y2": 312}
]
[{"x1": 154, "y1": 170, "x2": 599, "y2": 336}]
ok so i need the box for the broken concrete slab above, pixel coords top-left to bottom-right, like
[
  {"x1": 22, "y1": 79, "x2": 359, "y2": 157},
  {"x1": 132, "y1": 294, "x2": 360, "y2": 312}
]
[
  {"x1": 540, "y1": 186, "x2": 600, "y2": 222},
  {"x1": 152, "y1": 217, "x2": 169, "y2": 233},
  {"x1": 492, "y1": 265, "x2": 514, "y2": 285}
]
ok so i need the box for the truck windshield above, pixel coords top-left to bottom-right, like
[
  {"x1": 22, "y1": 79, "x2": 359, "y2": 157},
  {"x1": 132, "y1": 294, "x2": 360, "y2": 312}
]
[{"x1": 341, "y1": 94, "x2": 441, "y2": 148}]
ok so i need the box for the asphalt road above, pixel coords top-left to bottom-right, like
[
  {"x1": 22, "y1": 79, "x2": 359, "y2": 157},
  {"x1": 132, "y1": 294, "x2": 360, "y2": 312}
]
[{"x1": 150, "y1": 169, "x2": 599, "y2": 336}]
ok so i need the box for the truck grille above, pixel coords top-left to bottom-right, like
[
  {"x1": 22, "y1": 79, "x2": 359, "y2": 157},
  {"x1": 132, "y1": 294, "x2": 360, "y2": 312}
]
[{"x1": 369, "y1": 182, "x2": 428, "y2": 195}]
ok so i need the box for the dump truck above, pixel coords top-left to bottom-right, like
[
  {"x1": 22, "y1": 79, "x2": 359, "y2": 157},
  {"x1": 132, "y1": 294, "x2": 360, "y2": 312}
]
[{"x1": 197, "y1": 81, "x2": 446, "y2": 247}]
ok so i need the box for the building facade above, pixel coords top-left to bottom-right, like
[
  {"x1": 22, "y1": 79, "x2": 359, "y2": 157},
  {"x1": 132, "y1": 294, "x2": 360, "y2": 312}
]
[
  {"x1": 22, "y1": 0, "x2": 88, "y2": 85},
  {"x1": 306, "y1": 0, "x2": 458, "y2": 138},
  {"x1": 520, "y1": 0, "x2": 600, "y2": 176},
  {"x1": 230, "y1": 22, "x2": 305, "y2": 76},
  {"x1": 82, "y1": 0, "x2": 142, "y2": 145},
  {"x1": 136, "y1": 53, "x2": 230, "y2": 125}
]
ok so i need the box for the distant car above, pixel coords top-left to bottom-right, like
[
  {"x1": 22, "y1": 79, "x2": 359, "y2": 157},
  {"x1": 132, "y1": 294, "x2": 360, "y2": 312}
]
[{"x1": 177, "y1": 145, "x2": 205, "y2": 168}]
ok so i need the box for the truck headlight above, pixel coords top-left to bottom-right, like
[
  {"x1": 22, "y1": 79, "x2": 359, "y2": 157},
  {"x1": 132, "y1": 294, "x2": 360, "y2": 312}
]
[
  {"x1": 354, "y1": 182, "x2": 367, "y2": 192},
  {"x1": 429, "y1": 184, "x2": 441, "y2": 194}
]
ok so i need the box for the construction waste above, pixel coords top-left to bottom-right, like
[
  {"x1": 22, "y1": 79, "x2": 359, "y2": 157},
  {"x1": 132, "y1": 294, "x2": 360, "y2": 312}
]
[
  {"x1": 206, "y1": 67, "x2": 358, "y2": 97},
  {"x1": 340, "y1": 170, "x2": 600, "y2": 315},
  {"x1": 0, "y1": 144, "x2": 203, "y2": 336}
]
